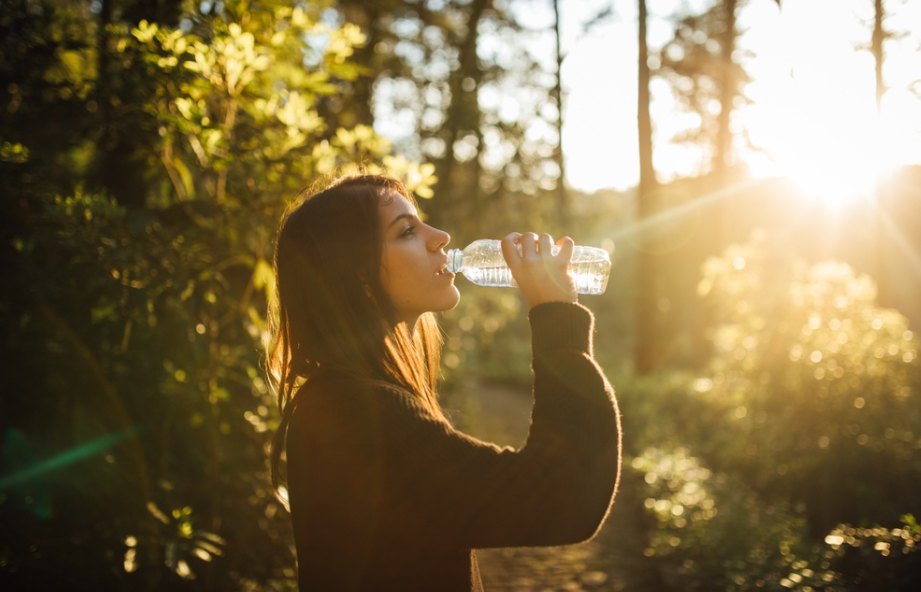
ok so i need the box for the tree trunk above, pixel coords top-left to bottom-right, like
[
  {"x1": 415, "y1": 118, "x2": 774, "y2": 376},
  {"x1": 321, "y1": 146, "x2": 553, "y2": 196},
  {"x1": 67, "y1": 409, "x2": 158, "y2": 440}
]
[
  {"x1": 339, "y1": 1, "x2": 379, "y2": 127},
  {"x1": 872, "y1": 0, "x2": 888, "y2": 304},
  {"x1": 93, "y1": 0, "x2": 176, "y2": 209},
  {"x1": 552, "y1": 0, "x2": 570, "y2": 235},
  {"x1": 872, "y1": 0, "x2": 885, "y2": 112},
  {"x1": 431, "y1": 0, "x2": 491, "y2": 231},
  {"x1": 715, "y1": 0, "x2": 736, "y2": 178},
  {"x1": 708, "y1": 0, "x2": 738, "y2": 275},
  {"x1": 634, "y1": 0, "x2": 660, "y2": 374}
]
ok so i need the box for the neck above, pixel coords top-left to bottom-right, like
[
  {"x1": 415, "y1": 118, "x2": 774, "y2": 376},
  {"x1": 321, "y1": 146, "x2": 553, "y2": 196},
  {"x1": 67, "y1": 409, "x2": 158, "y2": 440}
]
[{"x1": 394, "y1": 317, "x2": 419, "y2": 336}]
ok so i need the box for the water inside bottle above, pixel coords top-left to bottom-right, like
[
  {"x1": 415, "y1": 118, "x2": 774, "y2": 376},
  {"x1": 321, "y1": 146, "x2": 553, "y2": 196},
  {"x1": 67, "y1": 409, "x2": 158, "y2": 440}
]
[
  {"x1": 571, "y1": 259, "x2": 609, "y2": 295},
  {"x1": 448, "y1": 239, "x2": 611, "y2": 295},
  {"x1": 462, "y1": 266, "x2": 518, "y2": 288},
  {"x1": 461, "y1": 260, "x2": 609, "y2": 295}
]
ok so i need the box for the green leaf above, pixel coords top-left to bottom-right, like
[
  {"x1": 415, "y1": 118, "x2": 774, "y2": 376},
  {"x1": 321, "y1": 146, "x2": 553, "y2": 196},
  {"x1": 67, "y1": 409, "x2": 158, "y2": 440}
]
[
  {"x1": 252, "y1": 258, "x2": 276, "y2": 304},
  {"x1": 172, "y1": 157, "x2": 195, "y2": 200}
]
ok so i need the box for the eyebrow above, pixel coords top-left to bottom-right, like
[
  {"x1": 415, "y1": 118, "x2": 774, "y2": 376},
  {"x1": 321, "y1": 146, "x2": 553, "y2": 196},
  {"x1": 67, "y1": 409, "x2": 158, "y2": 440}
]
[{"x1": 387, "y1": 212, "x2": 418, "y2": 229}]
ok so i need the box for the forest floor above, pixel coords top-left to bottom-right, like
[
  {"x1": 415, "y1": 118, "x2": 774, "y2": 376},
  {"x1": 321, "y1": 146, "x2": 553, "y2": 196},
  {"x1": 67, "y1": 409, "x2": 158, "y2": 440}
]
[{"x1": 443, "y1": 381, "x2": 655, "y2": 592}]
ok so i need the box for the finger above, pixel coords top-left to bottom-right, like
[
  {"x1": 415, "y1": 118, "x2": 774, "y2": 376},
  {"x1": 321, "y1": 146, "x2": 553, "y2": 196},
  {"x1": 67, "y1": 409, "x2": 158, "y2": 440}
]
[
  {"x1": 520, "y1": 232, "x2": 540, "y2": 260},
  {"x1": 556, "y1": 236, "x2": 575, "y2": 262},
  {"x1": 501, "y1": 233, "x2": 523, "y2": 267},
  {"x1": 538, "y1": 234, "x2": 555, "y2": 260}
]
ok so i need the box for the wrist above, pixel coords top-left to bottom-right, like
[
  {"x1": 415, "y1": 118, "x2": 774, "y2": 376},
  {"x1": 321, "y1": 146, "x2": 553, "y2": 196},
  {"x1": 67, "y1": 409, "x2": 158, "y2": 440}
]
[{"x1": 529, "y1": 302, "x2": 594, "y2": 356}]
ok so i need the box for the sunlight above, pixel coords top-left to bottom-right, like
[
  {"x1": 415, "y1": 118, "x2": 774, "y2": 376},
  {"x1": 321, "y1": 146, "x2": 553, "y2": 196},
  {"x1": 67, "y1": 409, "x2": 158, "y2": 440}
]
[
  {"x1": 739, "y1": 0, "x2": 921, "y2": 210},
  {"x1": 744, "y1": 59, "x2": 889, "y2": 208},
  {"x1": 773, "y1": 120, "x2": 886, "y2": 208},
  {"x1": 762, "y1": 89, "x2": 916, "y2": 210}
]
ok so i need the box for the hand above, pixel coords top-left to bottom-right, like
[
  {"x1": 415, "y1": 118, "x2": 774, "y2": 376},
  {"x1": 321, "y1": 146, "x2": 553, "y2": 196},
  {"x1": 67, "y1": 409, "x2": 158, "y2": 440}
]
[{"x1": 501, "y1": 232, "x2": 578, "y2": 309}]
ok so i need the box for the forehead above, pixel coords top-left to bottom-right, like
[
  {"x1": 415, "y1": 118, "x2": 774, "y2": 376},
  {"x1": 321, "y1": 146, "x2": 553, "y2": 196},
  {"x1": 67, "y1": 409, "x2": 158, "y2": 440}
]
[{"x1": 379, "y1": 191, "x2": 416, "y2": 219}]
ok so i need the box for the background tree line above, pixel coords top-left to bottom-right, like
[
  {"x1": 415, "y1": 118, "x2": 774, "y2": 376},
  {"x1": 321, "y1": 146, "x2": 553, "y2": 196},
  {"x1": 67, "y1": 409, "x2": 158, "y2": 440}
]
[{"x1": 2, "y1": 0, "x2": 919, "y2": 590}]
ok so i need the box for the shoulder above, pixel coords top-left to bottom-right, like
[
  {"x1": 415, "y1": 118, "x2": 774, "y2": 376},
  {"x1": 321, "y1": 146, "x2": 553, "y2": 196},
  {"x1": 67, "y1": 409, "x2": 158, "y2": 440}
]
[{"x1": 286, "y1": 376, "x2": 463, "y2": 468}]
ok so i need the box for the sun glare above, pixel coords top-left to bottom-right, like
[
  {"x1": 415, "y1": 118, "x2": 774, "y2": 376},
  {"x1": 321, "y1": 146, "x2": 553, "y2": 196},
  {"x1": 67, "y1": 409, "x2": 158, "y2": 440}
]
[
  {"x1": 739, "y1": 0, "x2": 921, "y2": 210},
  {"x1": 559, "y1": 0, "x2": 921, "y2": 195},
  {"x1": 744, "y1": 54, "x2": 880, "y2": 208},
  {"x1": 771, "y1": 110, "x2": 888, "y2": 208},
  {"x1": 758, "y1": 83, "x2": 916, "y2": 209}
]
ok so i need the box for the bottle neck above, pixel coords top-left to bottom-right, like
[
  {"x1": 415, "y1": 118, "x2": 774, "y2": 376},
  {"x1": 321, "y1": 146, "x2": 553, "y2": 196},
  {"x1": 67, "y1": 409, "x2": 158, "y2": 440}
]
[{"x1": 446, "y1": 248, "x2": 462, "y2": 273}]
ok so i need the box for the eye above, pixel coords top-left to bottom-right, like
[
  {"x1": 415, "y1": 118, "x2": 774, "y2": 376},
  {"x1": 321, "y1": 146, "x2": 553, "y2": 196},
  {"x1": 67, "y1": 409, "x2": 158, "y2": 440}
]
[{"x1": 399, "y1": 224, "x2": 416, "y2": 238}]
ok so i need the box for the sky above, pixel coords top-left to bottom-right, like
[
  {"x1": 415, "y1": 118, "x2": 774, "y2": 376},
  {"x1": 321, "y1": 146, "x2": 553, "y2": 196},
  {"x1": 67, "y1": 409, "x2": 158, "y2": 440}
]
[{"x1": 513, "y1": 0, "x2": 921, "y2": 194}]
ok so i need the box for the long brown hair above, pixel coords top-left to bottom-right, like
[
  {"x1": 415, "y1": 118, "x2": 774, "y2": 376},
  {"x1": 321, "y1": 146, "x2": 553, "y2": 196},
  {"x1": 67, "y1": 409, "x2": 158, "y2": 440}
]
[{"x1": 268, "y1": 174, "x2": 444, "y2": 492}]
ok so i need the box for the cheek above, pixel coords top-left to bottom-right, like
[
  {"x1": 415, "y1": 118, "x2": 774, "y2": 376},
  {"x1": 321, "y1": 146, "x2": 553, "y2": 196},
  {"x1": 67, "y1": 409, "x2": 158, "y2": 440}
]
[
  {"x1": 379, "y1": 252, "x2": 408, "y2": 299},
  {"x1": 381, "y1": 245, "x2": 415, "y2": 280}
]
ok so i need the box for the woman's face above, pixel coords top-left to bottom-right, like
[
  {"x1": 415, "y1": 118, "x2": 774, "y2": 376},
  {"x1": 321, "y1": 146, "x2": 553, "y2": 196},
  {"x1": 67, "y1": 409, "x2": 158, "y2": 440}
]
[{"x1": 378, "y1": 192, "x2": 459, "y2": 327}]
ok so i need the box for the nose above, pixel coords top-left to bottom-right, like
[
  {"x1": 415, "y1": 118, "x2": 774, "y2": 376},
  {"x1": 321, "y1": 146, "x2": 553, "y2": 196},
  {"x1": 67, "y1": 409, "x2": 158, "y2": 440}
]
[{"x1": 429, "y1": 226, "x2": 450, "y2": 251}]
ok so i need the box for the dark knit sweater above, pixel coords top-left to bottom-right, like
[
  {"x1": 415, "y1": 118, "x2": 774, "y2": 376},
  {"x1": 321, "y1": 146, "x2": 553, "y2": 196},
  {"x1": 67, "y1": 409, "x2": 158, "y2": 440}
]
[{"x1": 286, "y1": 302, "x2": 621, "y2": 591}]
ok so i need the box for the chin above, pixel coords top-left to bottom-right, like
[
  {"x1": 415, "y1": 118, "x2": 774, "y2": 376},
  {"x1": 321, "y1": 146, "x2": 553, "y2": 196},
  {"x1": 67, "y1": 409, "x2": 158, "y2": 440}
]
[
  {"x1": 446, "y1": 287, "x2": 461, "y2": 309},
  {"x1": 432, "y1": 289, "x2": 461, "y2": 314}
]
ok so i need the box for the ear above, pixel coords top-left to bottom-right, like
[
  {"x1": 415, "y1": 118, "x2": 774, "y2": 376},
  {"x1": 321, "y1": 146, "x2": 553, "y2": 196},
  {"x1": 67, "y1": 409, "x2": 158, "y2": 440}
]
[{"x1": 358, "y1": 272, "x2": 376, "y2": 301}]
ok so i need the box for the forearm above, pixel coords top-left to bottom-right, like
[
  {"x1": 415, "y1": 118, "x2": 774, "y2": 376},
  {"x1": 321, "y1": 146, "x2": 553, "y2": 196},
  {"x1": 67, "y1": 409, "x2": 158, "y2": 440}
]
[{"x1": 526, "y1": 302, "x2": 621, "y2": 542}]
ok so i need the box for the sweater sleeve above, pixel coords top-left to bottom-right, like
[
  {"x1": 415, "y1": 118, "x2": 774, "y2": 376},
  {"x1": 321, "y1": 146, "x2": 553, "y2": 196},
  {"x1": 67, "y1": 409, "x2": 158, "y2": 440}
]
[{"x1": 290, "y1": 302, "x2": 621, "y2": 551}]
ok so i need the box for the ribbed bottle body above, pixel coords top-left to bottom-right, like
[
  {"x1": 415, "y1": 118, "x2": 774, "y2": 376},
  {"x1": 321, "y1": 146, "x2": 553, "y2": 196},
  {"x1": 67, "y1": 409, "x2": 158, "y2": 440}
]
[
  {"x1": 447, "y1": 239, "x2": 611, "y2": 295},
  {"x1": 459, "y1": 265, "x2": 517, "y2": 289}
]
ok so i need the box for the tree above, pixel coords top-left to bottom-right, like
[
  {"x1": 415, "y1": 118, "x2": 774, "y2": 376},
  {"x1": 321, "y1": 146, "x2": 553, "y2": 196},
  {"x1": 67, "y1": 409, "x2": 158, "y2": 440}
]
[
  {"x1": 425, "y1": 0, "x2": 492, "y2": 234},
  {"x1": 634, "y1": 0, "x2": 661, "y2": 374},
  {"x1": 870, "y1": 0, "x2": 887, "y2": 113},
  {"x1": 1, "y1": 1, "x2": 434, "y2": 589},
  {"x1": 656, "y1": 0, "x2": 760, "y2": 181},
  {"x1": 862, "y1": 0, "x2": 907, "y2": 310},
  {"x1": 91, "y1": 0, "x2": 184, "y2": 209},
  {"x1": 641, "y1": 0, "x2": 780, "y2": 372},
  {"x1": 333, "y1": 0, "x2": 405, "y2": 128},
  {"x1": 341, "y1": 0, "x2": 566, "y2": 241},
  {"x1": 551, "y1": 0, "x2": 569, "y2": 234}
]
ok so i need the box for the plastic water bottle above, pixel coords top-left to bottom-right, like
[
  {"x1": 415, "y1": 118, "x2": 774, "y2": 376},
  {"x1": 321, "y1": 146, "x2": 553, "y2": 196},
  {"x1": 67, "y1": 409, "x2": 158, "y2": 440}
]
[{"x1": 447, "y1": 239, "x2": 611, "y2": 295}]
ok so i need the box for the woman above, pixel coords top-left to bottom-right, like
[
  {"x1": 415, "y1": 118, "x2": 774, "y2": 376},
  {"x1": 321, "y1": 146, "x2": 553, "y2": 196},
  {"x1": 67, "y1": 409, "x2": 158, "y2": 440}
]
[{"x1": 269, "y1": 173, "x2": 621, "y2": 591}]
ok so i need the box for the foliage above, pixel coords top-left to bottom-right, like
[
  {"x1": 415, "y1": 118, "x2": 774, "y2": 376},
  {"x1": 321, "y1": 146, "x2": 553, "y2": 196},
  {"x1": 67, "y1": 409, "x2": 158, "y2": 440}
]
[
  {"x1": 619, "y1": 231, "x2": 921, "y2": 591},
  {"x1": 695, "y1": 231, "x2": 921, "y2": 530},
  {"x1": 3, "y1": 1, "x2": 919, "y2": 591},
  {"x1": 1, "y1": 1, "x2": 433, "y2": 590},
  {"x1": 656, "y1": 0, "x2": 754, "y2": 174},
  {"x1": 127, "y1": 4, "x2": 435, "y2": 215},
  {"x1": 440, "y1": 285, "x2": 528, "y2": 386},
  {"x1": 631, "y1": 444, "x2": 921, "y2": 591},
  {"x1": 336, "y1": 0, "x2": 567, "y2": 239},
  {"x1": 820, "y1": 517, "x2": 921, "y2": 592},
  {"x1": 632, "y1": 445, "x2": 828, "y2": 591}
]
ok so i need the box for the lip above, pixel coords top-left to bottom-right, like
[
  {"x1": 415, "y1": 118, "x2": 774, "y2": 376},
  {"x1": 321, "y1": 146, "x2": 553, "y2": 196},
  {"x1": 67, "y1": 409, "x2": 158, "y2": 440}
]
[{"x1": 435, "y1": 259, "x2": 454, "y2": 278}]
